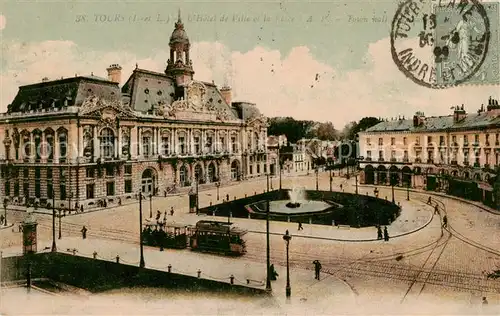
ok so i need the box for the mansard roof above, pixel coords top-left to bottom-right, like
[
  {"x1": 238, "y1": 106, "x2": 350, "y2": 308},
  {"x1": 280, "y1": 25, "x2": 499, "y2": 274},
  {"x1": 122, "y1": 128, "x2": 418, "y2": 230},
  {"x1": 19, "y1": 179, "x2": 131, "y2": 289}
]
[
  {"x1": 365, "y1": 110, "x2": 500, "y2": 133},
  {"x1": 8, "y1": 76, "x2": 121, "y2": 113}
]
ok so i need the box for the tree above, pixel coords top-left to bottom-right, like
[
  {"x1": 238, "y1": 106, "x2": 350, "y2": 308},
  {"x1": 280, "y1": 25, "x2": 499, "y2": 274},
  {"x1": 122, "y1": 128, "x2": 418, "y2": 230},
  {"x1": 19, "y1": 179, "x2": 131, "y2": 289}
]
[
  {"x1": 344, "y1": 117, "x2": 381, "y2": 140},
  {"x1": 314, "y1": 122, "x2": 338, "y2": 140},
  {"x1": 268, "y1": 117, "x2": 316, "y2": 143}
]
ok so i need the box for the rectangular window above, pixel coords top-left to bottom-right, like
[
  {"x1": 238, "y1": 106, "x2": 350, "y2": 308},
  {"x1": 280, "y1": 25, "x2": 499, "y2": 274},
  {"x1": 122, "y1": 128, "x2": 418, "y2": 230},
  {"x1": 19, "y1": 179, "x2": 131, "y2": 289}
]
[
  {"x1": 378, "y1": 138, "x2": 383, "y2": 146},
  {"x1": 194, "y1": 136, "x2": 200, "y2": 154},
  {"x1": 14, "y1": 181, "x2": 19, "y2": 196},
  {"x1": 391, "y1": 137, "x2": 395, "y2": 146},
  {"x1": 264, "y1": 164, "x2": 267, "y2": 173},
  {"x1": 378, "y1": 150, "x2": 383, "y2": 160},
  {"x1": 161, "y1": 137, "x2": 170, "y2": 155},
  {"x1": 106, "y1": 182, "x2": 115, "y2": 196},
  {"x1": 416, "y1": 137, "x2": 420, "y2": 145},
  {"x1": 219, "y1": 137, "x2": 225, "y2": 152},
  {"x1": 23, "y1": 182, "x2": 29, "y2": 197},
  {"x1": 231, "y1": 137, "x2": 237, "y2": 153},
  {"x1": 439, "y1": 136, "x2": 445, "y2": 145},
  {"x1": 486, "y1": 134, "x2": 490, "y2": 145},
  {"x1": 47, "y1": 183, "x2": 53, "y2": 199},
  {"x1": 367, "y1": 150, "x2": 372, "y2": 158},
  {"x1": 24, "y1": 168, "x2": 29, "y2": 179},
  {"x1": 5, "y1": 182, "x2": 10, "y2": 196},
  {"x1": 106, "y1": 165, "x2": 114, "y2": 177},
  {"x1": 452, "y1": 135, "x2": 457, "y2": 142},
  {"x1": 366, "y1": 138, "x2": 371, "y2": 145},
  {"x1": 47, "y1": 168, "x2": 53, "y2": 179},
  {"x1": 60, "y1": 183, "x2": 66, "y2": 200},
  {"x1": 427, "y1": 136, "x2": 432, "y2": 144},
  {"x1": 207, "y1": 136, "x2": 213, "y2": 152},
  {"x1": 124, "y1": 165, "x2": 132, "y2": 175},
  {"x1": 35, "y1": 167, "x2": 41, "y2": 180},
  {"x1": 250, "y1": 165, "x2": 253, "y2": 174},
  {"x1": 403, "y1": 150, "x2": 408, "y2": 160},
  {"x1": 179, "y1": 136, "x2": 185, "y2": 154},
  {"x1": 142, "y1": 136, "x2": 151, "y2": 156},
  {"x1": 86, "y1": 167, "x2": 94, "y2": 178},
  {"x1": 403, "y1": 137, "x2": 407, "y2": 146},
  {"x1": 464, "y1": 135, "x2": 468, "y2": 144},
  {"x1": 86, "y1": 183, "x2": 95, "y2": 199},
  {"x1": 35, "y1": 180, "x2": 41, "y2": 198},
  {"x1": 475, "y1": 134, "x2": 479, "y2": 143},
  {"x1": 124, "y1": 179, "x2": 133, "y2": 193},
  {"x1": 257, "y1": 164, "x2": 260, "y2": 174}
]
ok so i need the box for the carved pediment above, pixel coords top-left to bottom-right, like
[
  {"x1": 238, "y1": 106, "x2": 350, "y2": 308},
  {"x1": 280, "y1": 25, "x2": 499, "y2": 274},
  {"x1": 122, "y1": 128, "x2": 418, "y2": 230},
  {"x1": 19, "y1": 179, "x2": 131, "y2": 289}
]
[{"x1": 79, "y1": 95, "x2": 136, "y2": 119}]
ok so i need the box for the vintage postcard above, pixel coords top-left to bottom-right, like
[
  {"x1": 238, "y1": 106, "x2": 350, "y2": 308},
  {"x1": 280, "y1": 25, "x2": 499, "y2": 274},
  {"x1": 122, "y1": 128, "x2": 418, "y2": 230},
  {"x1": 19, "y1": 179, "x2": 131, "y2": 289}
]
[{"x1": 0, "y1": 0, "x2": 499, "y2": 314}]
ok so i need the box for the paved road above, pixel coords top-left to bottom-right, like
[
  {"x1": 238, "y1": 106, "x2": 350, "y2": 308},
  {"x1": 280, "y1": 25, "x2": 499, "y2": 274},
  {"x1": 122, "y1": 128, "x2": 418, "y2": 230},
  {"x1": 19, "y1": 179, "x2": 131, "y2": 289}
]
[{"x1": 2, "y1": 171, "x2": 499, "y2": 307}]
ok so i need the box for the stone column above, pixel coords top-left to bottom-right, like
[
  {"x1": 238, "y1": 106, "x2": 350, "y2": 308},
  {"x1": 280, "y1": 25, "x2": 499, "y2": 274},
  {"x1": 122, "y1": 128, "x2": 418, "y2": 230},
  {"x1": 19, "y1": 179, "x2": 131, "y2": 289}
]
[
  {"x1": 54, "y1": 131, "x2": 60, "y2": 163},
  {"x1": 41, "y1": 131, "x2": 47, "y2": 163},
  {"x1": 92, "y1": 126, "x2": 99, "y2": 161},
  {"x1": 78, "y1": 125, "x2": 84, "y2": 159},
  {"x1": 138, "y1": 127, "x2": 143, "y2": 157},
  {"x1": 171, "y1": 128, "x2": 176, "y2": 155},
  {"x1": 156, "y1": 127, "x2": 160, "y2": 155},
  {"x1": 116, "y1": 127, "x2": 121, "y2": 159},
  {"x1": 30, "y1": 133, "x2": 34, "y2": 162}
]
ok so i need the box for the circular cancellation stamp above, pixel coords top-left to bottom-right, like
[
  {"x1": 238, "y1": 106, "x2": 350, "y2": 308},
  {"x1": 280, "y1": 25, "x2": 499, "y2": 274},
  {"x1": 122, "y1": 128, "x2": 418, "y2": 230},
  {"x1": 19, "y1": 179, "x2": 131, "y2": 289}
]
[{"x1": 390, "y1": 0, "x2": 491, "y2": 88}]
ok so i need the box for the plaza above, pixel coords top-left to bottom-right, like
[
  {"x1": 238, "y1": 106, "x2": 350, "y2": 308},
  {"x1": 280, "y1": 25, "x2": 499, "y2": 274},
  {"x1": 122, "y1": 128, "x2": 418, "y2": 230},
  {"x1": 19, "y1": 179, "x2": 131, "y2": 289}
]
[{"x1": 1, "y1": 170, "x2": 499, "y2": 314}]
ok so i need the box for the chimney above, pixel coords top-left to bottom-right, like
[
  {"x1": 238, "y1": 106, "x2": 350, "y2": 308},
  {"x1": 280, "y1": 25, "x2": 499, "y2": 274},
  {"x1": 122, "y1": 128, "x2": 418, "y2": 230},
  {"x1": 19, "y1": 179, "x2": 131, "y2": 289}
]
[
  {"x1": 220, "y1": 86, "x2": 232, "y2": 105},
  {"x1": 106, "y1": 64, "x2": 122, "y2": 84},
  {"x1": 453, "y1": 105, "x2": 467, "y2": 122},
  {"x1": 413, "y1": 111, "x2": 425, "y2": 127},
  {"x1": 487, "y1": 96, "x2": 500, "y2": 111}
]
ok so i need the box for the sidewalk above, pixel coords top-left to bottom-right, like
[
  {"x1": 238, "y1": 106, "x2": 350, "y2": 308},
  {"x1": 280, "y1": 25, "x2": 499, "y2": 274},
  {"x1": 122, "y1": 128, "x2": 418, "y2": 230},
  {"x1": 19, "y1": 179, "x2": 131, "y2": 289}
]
[
  {"x1": 142, "y1": 195, "x2": 433, "y2": 242},
  {"x1": 1, "y1": 236, "x2": 356, "y2": 310}
]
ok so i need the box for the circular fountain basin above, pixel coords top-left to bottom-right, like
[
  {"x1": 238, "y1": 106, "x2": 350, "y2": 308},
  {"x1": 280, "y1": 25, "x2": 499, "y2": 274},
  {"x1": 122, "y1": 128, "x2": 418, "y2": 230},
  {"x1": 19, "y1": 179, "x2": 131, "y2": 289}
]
[{"x1": 267, "y1": 200, "x2": 333, "y2": 215}]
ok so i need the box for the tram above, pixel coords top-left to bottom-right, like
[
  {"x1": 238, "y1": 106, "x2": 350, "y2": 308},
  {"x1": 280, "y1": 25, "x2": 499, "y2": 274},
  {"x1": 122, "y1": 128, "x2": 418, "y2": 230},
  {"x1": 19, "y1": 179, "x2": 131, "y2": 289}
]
[
  {"x1": 189, "y1": 220, "x2": 247, "y2": 256},
  {"x1": 142, "y1": 222, "x2": 190, "y2": 249},
  {"x1": 141, "y1": 220, "x2": 247, "y2": 256}
]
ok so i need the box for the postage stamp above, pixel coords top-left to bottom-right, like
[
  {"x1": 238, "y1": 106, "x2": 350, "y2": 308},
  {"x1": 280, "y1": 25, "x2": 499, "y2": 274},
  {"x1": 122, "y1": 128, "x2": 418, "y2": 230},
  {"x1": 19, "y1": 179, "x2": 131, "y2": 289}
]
[{"x1": 391, "y1": 0, "x2": 498, "y2": 88}]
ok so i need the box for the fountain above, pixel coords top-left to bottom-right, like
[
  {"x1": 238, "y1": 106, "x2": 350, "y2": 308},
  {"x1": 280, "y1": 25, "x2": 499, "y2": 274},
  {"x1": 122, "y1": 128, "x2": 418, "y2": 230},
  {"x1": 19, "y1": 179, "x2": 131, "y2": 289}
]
[{"x1": 286, "y1": 187, "x2": 306, "y2": 208}]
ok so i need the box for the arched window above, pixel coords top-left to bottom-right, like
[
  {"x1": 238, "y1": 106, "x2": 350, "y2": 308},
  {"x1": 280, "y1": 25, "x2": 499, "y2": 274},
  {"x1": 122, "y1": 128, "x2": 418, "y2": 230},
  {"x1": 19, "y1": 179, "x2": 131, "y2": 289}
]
[
  {"x1": 142, "y1": 131, "x2": 152, "y2": 157},
  {"x1": 58, "y1": 130, "x2": 68, "y2": 162},
  {"x1": 179, "y1": 165, "x2": 188, "y2": 186},
  {"x1": 100, "y1": 128, "x2": 115, "y2": 159},
  {"x1": 254, "y1": 132, "x2": 260, "y2": 150},
  {"x1": 194, "y1": 164, "x2": 203, "y2": 182}
]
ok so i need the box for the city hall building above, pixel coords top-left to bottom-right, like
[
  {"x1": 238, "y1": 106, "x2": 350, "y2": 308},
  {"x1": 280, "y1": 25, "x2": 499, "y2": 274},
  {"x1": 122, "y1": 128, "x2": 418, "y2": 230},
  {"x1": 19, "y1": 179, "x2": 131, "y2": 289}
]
[
  {"x1": 0, "y1": 15, "x2": 269, "y2": 210},
  {"x1": 358, "y1": 97, "x2": 500, "y2": 207}
]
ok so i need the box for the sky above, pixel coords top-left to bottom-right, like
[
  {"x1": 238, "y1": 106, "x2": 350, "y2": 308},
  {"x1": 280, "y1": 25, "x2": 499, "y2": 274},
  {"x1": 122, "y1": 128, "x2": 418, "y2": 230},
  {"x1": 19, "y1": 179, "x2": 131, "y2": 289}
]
[{"x1": 0, "y1": 0, "x2": 498, "y2": 128}]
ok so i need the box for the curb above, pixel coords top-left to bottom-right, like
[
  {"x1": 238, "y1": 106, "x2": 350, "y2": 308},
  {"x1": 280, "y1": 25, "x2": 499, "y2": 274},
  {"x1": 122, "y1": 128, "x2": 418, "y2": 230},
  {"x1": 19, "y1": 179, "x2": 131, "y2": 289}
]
[
  {"x1": 358, "y1": 184, "x2": 500, "y2": 216},
  {"x1": 247, "y1": 206, "x2": 434, "y2": 243},
  {"x1": 0, "y1": 223, "x2": 14, "y2": 231}
]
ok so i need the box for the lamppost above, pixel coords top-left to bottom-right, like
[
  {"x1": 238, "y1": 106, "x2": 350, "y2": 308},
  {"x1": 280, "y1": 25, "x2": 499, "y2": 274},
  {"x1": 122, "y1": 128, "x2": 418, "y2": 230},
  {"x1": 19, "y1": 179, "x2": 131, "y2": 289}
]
[
  {"x1": 51, "y1": 189, "x2": 56, "y2": 252},
  {"x1": 315, "y1": 168, "x2": 319, "y2": 191},
  {"x1": 139, "y1": 192, "x2": 145, "y2": 268},
  {"x1": 195, "y1": 176, "x2": 199, "y2": 214},
  {"x1": 329, "y1": 168, "x2": 332, "y2": 191},
  {"x1": 149, "y1": 193, "x2": 153, "y2": 218},
  {"x1": 216, "y1": 181, "x2": 220, "y2": 201},
  {"x1": 391, "y1": 172, "x2": 395, "y2": 203},
  {"x1": 265, "y1": 181, "x2": 271, "y2": 292},
  {"x1": 406, "y1": 173, "x2": 410, "y2": 201},
  {"x1": 282, "y1": 230, "x2": 292, "y2": 299},
  {"x1": 2, "y1": 198, "x2": 7, "y2": 226},
  {"x1": 58, "y1": 209, "x2": 62, "y2": 239},
  {"x1": 355, "y1": 172, "x2": 359, "y2": 195}
]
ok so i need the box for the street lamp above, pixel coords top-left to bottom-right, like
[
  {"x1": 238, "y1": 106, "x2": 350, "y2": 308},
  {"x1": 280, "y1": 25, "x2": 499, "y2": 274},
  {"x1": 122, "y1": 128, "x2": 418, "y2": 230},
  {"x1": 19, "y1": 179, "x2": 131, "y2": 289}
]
[
  {"x1": 58, "y1": 209, "x2": 62, "y2": 239},
  {"x1": 216, "y1": 181, "x2": 220, "y2": 201},
  {"x1": 406, "y1": 173, "x2": 410, "y2": 201},
  {"x1": 391, "y1": 173, "x2": 395, "y2": 204},
  {"x1": 51, "y1": 189, "x2": 56, "y2": 252},
  {"x1": 265, "y1": 196, "x2": 271, "y2": 292},
  {"x1": 139, "y1": 192, "x2": 145, "y2": 268},
  {"x1": 149, "y1": 193, "x2": 153, "y2": 218},
  {"x1": 195, "y1": 176, "x2": 199, "y2": 214},
  {"x1": 355, "y1": 172, "x2": 359, "y2": 195},
  {"x1": 315, "y1": 168, "x2": 319, "y2": 191},
  {"x1": 282, "y1": 229, "x2": 292, "y2": 299},
  {"x1": 3, "y1": 198, "x2": 7, "y2": 226},
  {"x1": 329, "y1": 168, "x2": 332, "y2": 191}
]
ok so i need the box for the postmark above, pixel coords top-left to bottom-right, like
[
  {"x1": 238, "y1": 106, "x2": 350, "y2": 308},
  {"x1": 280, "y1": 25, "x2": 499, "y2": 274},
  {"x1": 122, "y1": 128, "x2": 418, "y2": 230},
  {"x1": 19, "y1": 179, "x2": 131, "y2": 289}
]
[{"x1": 390, "y1": 0, "x2": 492, "y2": 88}]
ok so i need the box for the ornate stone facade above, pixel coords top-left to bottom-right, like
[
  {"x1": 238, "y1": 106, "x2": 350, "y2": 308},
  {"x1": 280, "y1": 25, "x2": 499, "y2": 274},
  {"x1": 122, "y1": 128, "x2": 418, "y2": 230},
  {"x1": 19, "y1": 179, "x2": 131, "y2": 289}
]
[{"x1": 0, "y1": 14, "x2": 268, "y2": 210}]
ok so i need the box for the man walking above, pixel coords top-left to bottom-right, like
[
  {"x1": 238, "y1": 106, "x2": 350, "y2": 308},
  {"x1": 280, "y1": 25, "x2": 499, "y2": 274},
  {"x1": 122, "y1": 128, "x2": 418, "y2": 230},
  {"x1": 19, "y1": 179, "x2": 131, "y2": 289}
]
[
  {"x1": 298, "y1": 221, "x2": 303, "y2": 231},
  {"x1": 170, "y1": 207, "x2": 174, "y2": 216},
  {"x1": 313, "y1": 260, "x2": 322, "y2": 280},
  {"x1": 81, "y1": 226, "x2": 87, "y2": 239},
  {"x1": 442, "y1": 215, "x2": 448, "y2": 228},
  {"x1": 383, "y1": 226, "x2": 389, "y2": 241},
  {"x1": 377, "y1": 226, "x2": 383, "y2": 240}
]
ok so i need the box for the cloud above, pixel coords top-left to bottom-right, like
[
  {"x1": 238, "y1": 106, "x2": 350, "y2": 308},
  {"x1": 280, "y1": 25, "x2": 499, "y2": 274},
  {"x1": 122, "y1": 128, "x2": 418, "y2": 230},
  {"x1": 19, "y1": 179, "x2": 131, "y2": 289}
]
[{"x1": 0, "y1": 38, "x2": 497, "y2": 128}]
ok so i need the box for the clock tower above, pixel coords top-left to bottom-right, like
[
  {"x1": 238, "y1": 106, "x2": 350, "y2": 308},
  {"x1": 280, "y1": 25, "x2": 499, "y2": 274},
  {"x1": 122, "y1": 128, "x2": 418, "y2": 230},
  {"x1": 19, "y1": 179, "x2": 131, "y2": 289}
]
[{"x1": 165, "y1": 10, "x2": 195, "y2": 86}]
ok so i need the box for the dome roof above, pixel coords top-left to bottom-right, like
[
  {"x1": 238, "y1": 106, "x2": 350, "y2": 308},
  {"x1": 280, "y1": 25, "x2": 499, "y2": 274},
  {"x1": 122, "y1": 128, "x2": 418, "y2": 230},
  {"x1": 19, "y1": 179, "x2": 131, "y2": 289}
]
[{"x1": 170, "y1": 12, "x2": 189, "y2": 44}]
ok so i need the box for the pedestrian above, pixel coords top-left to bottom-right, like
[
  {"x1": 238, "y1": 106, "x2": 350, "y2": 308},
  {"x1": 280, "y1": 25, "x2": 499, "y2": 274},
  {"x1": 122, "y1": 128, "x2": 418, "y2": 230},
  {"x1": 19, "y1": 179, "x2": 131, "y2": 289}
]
[
  {"x1": 427, "y1": 196, "x2": 432, "y2": 204},
  {"x1": 377, "y1": 226, "x2": 383, "y2": 240},
  {"x1": 80, "y1": 205, "x2": 84, "y2": 213},
  {"x1": 81, "y1": 226, "x2": 87, "y2": 239},
  {"x1": 298, "y1": 221, "x2": 303, "y2": 231},
  {"x1": 383, "y1": 226, "x2": 389, "y2": 241},
  {"x1": 156, "y1": 210, "x2": 161, "y2": 221},
  {"x1": 226, "y1": 194, "x2": 229, "y2": 202},
  {"x1": 270, "y1": 264, "x2": 279, "y2": 281},
  {"x1": 340, "y1": 184, "x2": 343, "y2": 191},
  {"x1": 0, "y1": 214, "x2": 4, "y2": 225},
  {"x1": 434, "y1": 205, "x2": 439, "y2": 215},
  {"x1": 442, "y1": 215, "x2": 448, "y2": 228},
  {"x1": 170, "y1": 207, "x2": 174, "y2": 216},
  {"x1": 482, "y1": 296, "x2": 488, "y2": 305},
  {"x1": 313, "y1": 260, "x2": 322, "y2": 280}
]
